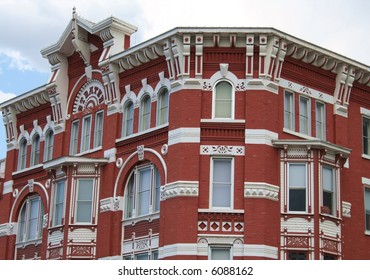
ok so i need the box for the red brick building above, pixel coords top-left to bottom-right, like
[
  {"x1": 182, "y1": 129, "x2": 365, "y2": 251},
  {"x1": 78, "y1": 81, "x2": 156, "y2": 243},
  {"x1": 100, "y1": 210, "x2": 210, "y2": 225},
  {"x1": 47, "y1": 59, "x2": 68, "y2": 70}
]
[{"x1": 0, "y1": 12, "x2": 370, "y2": 260}]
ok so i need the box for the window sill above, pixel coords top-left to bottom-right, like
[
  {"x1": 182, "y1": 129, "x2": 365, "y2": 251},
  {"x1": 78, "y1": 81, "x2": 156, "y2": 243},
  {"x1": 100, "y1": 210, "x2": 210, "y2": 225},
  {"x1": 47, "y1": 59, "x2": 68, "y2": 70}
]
[
  {"x1": 362, "y1": 154, "x2": 370, "y2": 161},
  {"x1": 283, "y1": 128, "x2": 317, "y2": 140},
  {"x1": 15, "y1": 238, "x2": 42, "y2": 248},
  {"x1": 74, "y1": 146, "x2": 102, "y2": 157},
  {"x1": 116, "y1": 123, "x2": 169, "y2": 143},
  {"x1": 365, "y1": 230, "x2": 370, "y2": 236},
  {"x1": 201, "y1": 119, "x2": 245, "y2": 124},
  {"x1": 198, "y1": 208, "x2": 244, "y2": 214},
  {"x1": 12, "y1": 163, "x2": 43, "y2": 176},
  {"x1": 122, "y1": 212, "x2": 160, "y2": 226}
]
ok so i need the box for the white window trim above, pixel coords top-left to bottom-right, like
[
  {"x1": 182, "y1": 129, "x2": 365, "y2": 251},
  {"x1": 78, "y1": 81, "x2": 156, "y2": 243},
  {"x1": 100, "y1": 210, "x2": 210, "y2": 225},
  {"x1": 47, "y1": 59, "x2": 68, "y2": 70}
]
[
  {"x1": 75, "y1": 178, "x2": 95, "y2": 224},
  {"x1": 208, "y1": 245, "x2": 233, "y2": 260},
  {"x1": 209, "y1": 157, "x2": 234, "y2": 210},
  {"x1": 139, "y1": 94, "x2": 151, "y2": 132},
  {"x1": 156, "y1": 88, "x2": 169, "y2": 126},
  {"x1": 315, "y1": 101, "x2": 326, "y2": 141},
  {"x1": 94, "y1": 110, "x2": 104, "y2": 148},
  {"x1": 212, "y1": 80, "x2": 235, "y2": 120},
  {"x1": 299, "y1": 95, "x2": 311, "y2": 136},
  {"x1": 284, "y1": 90, "x2": 295, "y2": 131},
  {"x1": 52, "y1": 180, "x2": 66, "y2": 227},
  {"x1": 287, "y1": 162, "x2": 308, "y2": 213},
  {"x1": 70, "y1": 120, "x2": 80, "y2": 155},
  {"x1": 80, "y1": 115, "x2": 92, "y2": 153}
]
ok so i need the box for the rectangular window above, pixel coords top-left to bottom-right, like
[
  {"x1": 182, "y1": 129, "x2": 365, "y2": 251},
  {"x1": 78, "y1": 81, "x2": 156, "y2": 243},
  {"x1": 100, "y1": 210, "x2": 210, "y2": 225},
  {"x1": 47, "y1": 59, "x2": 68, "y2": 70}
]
[
  {"x1": 288, "y1": 251, "x2": 307, "y2": 260},
  {"x1": 288, "y1": 163, "x2": 307, "y2": 212},
  {"x1": 53, "y1": 181, "x2": 65, "y2": 226},
  {"x1": 70, "y1": 120, "x2": 79, "y2": 155},
  {"x1": 365, "y1": 188, "x2": 370, "y2": 231},
  {"x1": 322, "y1": 166, "x2": 336, "y2": 216},
  {"x1": 211, "y1": 158, "x2": 233, "y2": 209},
  {"x1": 363, "y1": 116, "x2": 370, "y2": 155},
  {"x1": 316, "y1": 102, "x2": 326, "y2": 140},
  {"x1": 299, "y1": 96, "x2": 311, "y2": 135},
  {"x1": 28, "y1": 198, "x2": 41, "y2": 240},
  {"x1": 81, "y1": 115, "x2": 92, "y2": 152},
  {"x1": 76, "y1": 179, "x2": 94, "y2": 223},
  {"x1": 138, "y1": 168, "x2": 151, "y2": 216},
  {"x1": 94, "y1": 111, "x2": 104, "y2": 148},
  {"x1": 284, "y1": 91, "x2": 295, "y2": 130},
  {"x1": 209, "y1": 247, "x2": 231, "y2": 260}
]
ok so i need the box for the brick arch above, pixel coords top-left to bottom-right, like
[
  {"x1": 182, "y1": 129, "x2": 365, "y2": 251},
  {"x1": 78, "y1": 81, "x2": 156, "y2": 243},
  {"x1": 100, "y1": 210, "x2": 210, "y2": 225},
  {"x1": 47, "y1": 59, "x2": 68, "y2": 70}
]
[
  {"x1": 113, "y1": 147, "x2": 167, "y2": 198},
  {"x1": 9, "y1": 181, "x2": 49, "y2": 224}
]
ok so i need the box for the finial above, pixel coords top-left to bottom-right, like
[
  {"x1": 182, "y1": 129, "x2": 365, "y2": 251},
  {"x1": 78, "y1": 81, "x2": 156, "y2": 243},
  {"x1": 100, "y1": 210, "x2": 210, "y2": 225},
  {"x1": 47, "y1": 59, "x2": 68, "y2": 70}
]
[{"x1": 72, "y1": 7, "x2": 77, "y2": 19}]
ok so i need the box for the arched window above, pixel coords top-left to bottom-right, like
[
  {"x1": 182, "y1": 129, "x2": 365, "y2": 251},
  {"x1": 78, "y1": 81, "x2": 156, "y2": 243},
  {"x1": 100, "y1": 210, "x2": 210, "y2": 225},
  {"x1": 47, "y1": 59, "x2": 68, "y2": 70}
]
[
  {"x1": 30, "y1": 134, "x2": 40, "y2": 166},
  {"x1": 213, "y1": 81, "x2": 234, "y2": 119},
  {"x1": 18, "y1": 138, "x2": 28, "y2": 170},
  {"x1": 44, "y1": 129, "x2": 54, "y2": 161},
  {"x1": 17, "y1": 195, "x2": 44, "y2": 242},
  {"x1": 125, "y1": 164, "x2": 161, "y2": 219},
  {"x1": 123, "y1": 101, "x2": 134, "y2": 137},
  {"x1": 157, "y1": 88, "x2": 169, "y2": 125},
  {"x1": 140, "y1": 95, "x2": 151, "y2": 131}
]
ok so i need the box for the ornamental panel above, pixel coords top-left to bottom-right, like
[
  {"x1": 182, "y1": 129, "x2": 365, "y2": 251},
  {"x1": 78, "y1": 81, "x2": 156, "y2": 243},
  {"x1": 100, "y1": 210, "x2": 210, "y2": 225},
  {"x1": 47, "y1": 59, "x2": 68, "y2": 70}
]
[
  {"x1": 200, "y1": 145, "x2": 245, "y2": 156},
  {"x1": 72, "y1": 80, "x2": 105, "y2": 114}
]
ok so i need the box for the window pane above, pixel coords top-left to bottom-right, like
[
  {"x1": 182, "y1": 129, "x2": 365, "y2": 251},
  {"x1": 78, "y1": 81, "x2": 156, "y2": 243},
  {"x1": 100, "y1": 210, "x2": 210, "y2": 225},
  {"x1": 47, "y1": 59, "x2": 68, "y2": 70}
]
[
  {"x1": 70, "y1": 121, "x2": 79, "y2": 155},
  {"x1": 126, "y1": 175, "x2": 135, "y2": 218},
  {"x1": 94, "y1": 111, "x2": 104, "y2": 147},
  {"x1": 31, "y1": 134, "x2": 40, "y2": 166},
  {"x1": 284, "y1": 92, "x2": 294, "y2": 130},
  {"x1": 323, "y1": 167, "x2": 334, "y2": 191},
  {"x1": 365, "y1": 189, "x2": 370, "y2": 231},
  {"x1": 363, "y1": 117, "x2": 370, "y2": 155},
  {"x1": 316, "y1": 102, "x2": 325, "y2": 140},
  {"x1": 212, "y1": 159, "x2": 232, "y2": 208},
  {"x1": 141, "y1": 96, "x2": 151, "y2": 131},
  {"x1": 158, "y1": 90, "x2": 169, "y2": 125},
  {"x1": 76, "y1": 179, "x2": 93, "y2": 223},
  {"x1": 215, "y1": 82, "x2": 232, "y2": 118},
  {"x1": 289, "y1": 164, "x2": 306, "y2": 187},
  {"x1": 81, "y1": 116, "x2": 92, "y2": 152},
  {"x1": 28, "y1": 199, "x2": 40, "y2": 240},
  {"x1": 18, "y1": 139, "x2": 27, "y2": 170},
  {"x1": 54, "y1": 181, "x2": 65, "y2": 226},
  {"x1": 289, "y1": 189, "x2": 306, "y2": 211},
  {"x1": 288, "y1": 252, "x2": 307, "y2": 260},
  {"x1": 136, "y1": 253, "x2": 149, "y2": 260},
  {"x1": 299, "y1": 97, "x2": 310, "y2": 135},
  {"x1": 45, "y1": 130, "x2": 54, "y2": 161},
  {"x1": 138, "y1": 168, "x2": 151, "y2": 215},
  {"x1": 211, "y1": 248, "x2": 230, "y2": 260},
  {"x1": 124, "y1": 102, "x2": 134, "y2": 136},
  {"x1": 154, "y1": 168, "x2": 161, "y2": 212}
]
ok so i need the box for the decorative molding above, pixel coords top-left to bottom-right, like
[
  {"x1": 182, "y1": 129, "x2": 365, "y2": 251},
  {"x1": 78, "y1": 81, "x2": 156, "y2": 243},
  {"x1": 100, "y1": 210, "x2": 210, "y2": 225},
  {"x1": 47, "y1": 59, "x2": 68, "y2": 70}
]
[
  {"x1": 137, "y1": 145, "x2": 144, "y2": 161},
  {"x1": 3, "y1": 180, "x2": 13, "y2": 195},
  {"x1": 161, "y1": 181, "x2": 199, "y2": 200},
  {"x1": 200, "y1": 145, "x2": 245, "y2": 156},
  {"x1": 159, "y1": 243, "x2": 198, "y2": 259},
  {"x1": 280, "y1": 78, "x2": 334, "y2": 104},
  {"x1": 244, "y1": 182, "x2": 279, "y2": 201},
  {"x1": 362, "y1": 177, "x2": 370, "y2": 186},
  {"x1": 100, "y1": 196, "x2": 123, "y2": 212},
  {"x1": 243, "y1": 244, "x2": 278, "y2": 259},
  {"x1": 0, "y1": 223, "x2": 16, "y2": 237},
  {"x1": 72, "y1": 79, "x2": 105, "y2": 114},
  {"x1": 104, "y1": 148, "x2": 116, "y2": 163},
  {"x1": 342, "y1": 201, "x2": 351, "y2": 218},
  {"x1": 245, "y1": 129, "x2": 278, "y2": 146},
  {"x1": 168, "y1": 127, "x2": 200, "y2": 146}
]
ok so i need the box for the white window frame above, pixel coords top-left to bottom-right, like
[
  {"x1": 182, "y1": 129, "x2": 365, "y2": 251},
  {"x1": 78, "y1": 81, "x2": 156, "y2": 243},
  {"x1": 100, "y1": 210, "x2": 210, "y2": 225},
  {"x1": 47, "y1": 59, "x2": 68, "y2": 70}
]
[
  {"x1": 363, "y1": 116, "x2": 370, "y2": 156},
  {"x1": 17, "y1": 195, "x2": 44, "y2": 243},
  {"x1": 157, "y1": 88, "x2": 169, "y2": 125},
  {"x1": 30, "y1": 134, "x2": 40, "y2": 166},
  {"x1": 365, "y1": 187, "x2": 370, "y2": 232},
  {"x1": 284, "y1": 91, "x2": 295, "y2": 131},
  {"x1": 212, "y1": 80, "x2": 235, "y2": 120},
  {"x1": 299, "y1": 96, "x2": 311, "y2": 135},
  {"x1": 288, "y1": 163, "x2": 307, "y2": 213},
  {"x1": 18, "y1": 138, "x2": 28, "y2": 170},
  {"x1": 209, "y1": 157, "x2": 234, "y2": 210},
  {"x1": 75, "y1": 178, "x2": 94, "y2": 224},
  {"x1": 44, "y1": 129, "x2": 54, "y2": 161},
  {"x1": 123, "y1": 101, "x2": 134, "y2": 137},
  {"x1": 139, "y1": 95, "x2": 151, "y2": 132},
  {"x1": 315, "y1": 101, "x2": 326, "y2": 141},
  {"x1": 53, "y1": 180, "x2": 65, "y2": 227},
  {"x1": 208, "y1": 245, "x2": 232, "y2": 260},
  {"x1": 124, "y1": 164, "x2": 161, "y2": 219},
  {"x1": 81, "y1": 115, "x2": 92, "y2": 152},
  {"x1": 94, "y1": 110, "x2": 104, "y2": 148},
  {"x1": 70, "y1": 120, "x2": 79, "y2": 155},
  {"x1": 322, "y1": 165, "x2": 336, "y2": 216}
]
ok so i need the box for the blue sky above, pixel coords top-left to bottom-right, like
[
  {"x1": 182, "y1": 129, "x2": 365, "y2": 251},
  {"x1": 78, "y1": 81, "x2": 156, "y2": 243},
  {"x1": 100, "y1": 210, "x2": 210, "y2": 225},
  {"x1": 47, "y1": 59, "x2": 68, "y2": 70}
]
[{"x1": 1, "y1": 0, "x2": 370, "y2": 159}]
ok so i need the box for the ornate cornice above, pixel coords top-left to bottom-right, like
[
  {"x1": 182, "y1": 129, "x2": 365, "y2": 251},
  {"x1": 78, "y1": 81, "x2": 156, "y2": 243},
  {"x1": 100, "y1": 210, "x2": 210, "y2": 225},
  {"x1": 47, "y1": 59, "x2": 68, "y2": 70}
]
[
  {"x1": 244, "y1": 182, "x2": 280, "y2": 201},
  {"x1": 161, "y1": 181, "x2": 199, "y2": 200}
]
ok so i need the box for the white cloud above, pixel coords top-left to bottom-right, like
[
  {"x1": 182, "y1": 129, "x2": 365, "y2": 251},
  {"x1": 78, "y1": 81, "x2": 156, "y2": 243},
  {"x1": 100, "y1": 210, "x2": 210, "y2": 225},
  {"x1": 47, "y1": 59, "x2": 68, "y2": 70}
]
[
  {"x1": 0, "y1": 49, "x2": 35, "y2": 71},
  {"x1": 0, "y1": 90, "x2": 17, "y2": 103}
]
